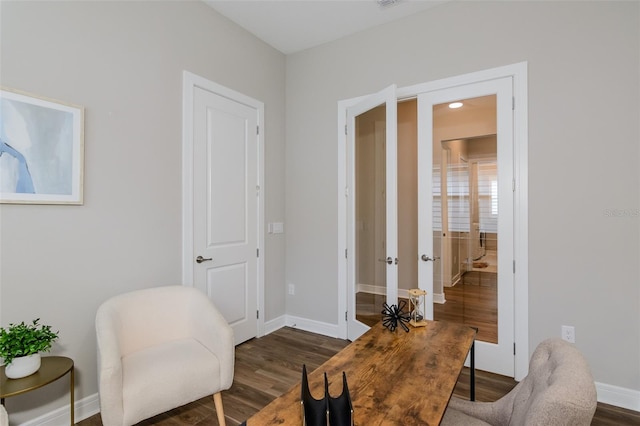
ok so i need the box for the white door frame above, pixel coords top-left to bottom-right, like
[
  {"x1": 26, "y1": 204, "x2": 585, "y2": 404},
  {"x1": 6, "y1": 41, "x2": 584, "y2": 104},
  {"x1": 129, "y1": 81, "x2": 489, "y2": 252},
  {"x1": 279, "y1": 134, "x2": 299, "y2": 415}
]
[
  {"x1": 338, "y1": 62, "x2": 529, "y2": 380},
  {"x1": 182, "y1": 70, "x2": 265, "y2": 338}
]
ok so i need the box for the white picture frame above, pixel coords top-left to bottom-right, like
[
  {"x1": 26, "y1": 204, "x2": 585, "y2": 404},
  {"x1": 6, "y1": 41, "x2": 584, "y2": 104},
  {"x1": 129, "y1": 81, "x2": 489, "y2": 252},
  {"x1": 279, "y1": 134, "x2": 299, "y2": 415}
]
[{"x1": 0, "y1": 87, "x2": 84, "y2": 205}]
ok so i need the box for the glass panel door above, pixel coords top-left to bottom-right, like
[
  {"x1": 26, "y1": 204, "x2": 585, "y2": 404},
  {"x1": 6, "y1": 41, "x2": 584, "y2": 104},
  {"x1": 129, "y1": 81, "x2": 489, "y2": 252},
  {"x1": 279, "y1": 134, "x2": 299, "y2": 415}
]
[
  {"x1": 436, "y1": 133, "x2": 498, "y2": 344},
  {"x1": 418, "y1": 77, "x2": 514, "y2": 376},
  {"x1": 354, "y1": 108, "x2": 387, "y2": 327},
  {"x1": 347, "y1": 85, "x2": 397, "y2": 341}
]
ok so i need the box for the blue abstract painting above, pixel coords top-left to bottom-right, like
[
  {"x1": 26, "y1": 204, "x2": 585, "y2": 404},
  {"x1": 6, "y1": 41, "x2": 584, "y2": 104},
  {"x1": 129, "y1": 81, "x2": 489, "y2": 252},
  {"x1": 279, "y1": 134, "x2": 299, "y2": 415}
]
[{"x1": 0, "y1": 89, "x2": 83, "y2": 204}]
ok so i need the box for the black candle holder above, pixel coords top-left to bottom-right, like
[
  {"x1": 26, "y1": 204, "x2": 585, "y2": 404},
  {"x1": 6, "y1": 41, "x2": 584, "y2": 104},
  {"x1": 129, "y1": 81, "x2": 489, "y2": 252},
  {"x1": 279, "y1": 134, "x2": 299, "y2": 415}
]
[
  {"x1": 325, "y1": 371, "x2": 353, "y2": 426},
  {"x1": 300, "y1": 365, "x2": 354, "y2": 426}
]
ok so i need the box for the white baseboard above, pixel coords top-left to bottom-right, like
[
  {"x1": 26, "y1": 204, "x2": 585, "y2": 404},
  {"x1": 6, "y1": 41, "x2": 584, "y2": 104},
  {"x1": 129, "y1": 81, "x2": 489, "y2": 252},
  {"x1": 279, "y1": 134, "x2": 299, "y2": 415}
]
[
  {"x1": 264, "y1": 315, "x2": 340, "y2": 339},
  {"x1": 356, "y1": 284, "x2": 428, "y2": 301},
  {"x1": 357, "y1": 284, "x2": 445, "y2": 305},
  {"x1": 356, "y1": 283, "x2": 386, "y2": 295},
  {"x1": 263, "y1": 315, "x2": 287, "y2": 336},
  {"x1": 596, "y1": 381, "x2": 640, "y2": 411},
  {"x1": 74, "y1": 393, "x2": 101, "y2": 424},
  {"x1": 398, "y1": 288, "x2": 410, "y2": 300},
  {"x1": 284, "y1": 315, "x2": 340, "y2": 338},
  {"x1": 18, "y1": 393, "x2": 100, "y2": 426}
]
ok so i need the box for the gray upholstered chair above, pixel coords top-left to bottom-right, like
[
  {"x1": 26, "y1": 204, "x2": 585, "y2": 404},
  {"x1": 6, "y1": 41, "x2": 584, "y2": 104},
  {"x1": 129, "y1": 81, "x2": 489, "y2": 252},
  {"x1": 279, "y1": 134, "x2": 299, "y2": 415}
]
[
  {"x1": 96, "y1": 286, "x2": 234, "y2": 426},
  {"x1": 442, "y1": 338, "x2": 597, "y2": 426}
]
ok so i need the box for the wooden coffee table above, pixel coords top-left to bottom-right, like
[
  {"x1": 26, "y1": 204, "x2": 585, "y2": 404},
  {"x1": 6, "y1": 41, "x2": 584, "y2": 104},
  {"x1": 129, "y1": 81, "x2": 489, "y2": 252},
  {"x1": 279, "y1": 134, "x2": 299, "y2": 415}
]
[
  {"x1": 247, "y1": 320, "x2": 475, "y2": 425},
  {"x1": 1, "y1": 356, "x2": 74, "y2": 425}
]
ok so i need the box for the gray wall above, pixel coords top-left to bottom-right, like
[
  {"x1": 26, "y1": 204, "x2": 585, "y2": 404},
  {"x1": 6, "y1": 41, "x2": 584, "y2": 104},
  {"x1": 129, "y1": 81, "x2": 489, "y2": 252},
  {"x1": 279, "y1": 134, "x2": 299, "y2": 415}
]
[
  {"x1": 285, "y1": 0, "x2": 639, "y2": 392},
  {"x1": 1, "y1": 1, "x2": 639, "y2": 423},
  {"x1": 0, "y1": 1, "x2": 285, "y2": 423}
]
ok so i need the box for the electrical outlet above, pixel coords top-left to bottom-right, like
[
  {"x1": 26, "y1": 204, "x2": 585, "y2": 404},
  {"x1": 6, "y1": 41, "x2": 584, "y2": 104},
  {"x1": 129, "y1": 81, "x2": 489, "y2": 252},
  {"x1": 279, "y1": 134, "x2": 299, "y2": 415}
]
[
  {"x1": 561, "y1": 325, "x2": 575, "y2": 343},
  {"x1": 288, "y1": 283, "x2": 295, "y2": 296}
]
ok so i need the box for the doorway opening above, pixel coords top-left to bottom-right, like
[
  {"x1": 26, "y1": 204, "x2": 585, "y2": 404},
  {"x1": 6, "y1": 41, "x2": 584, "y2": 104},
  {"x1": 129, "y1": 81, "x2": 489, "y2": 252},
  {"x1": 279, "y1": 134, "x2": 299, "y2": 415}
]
[
  {"x1": 431, "y1": 95, "x2": 499, "y2": 344},
  {"x1": 353, "y1": 97, "x2": 501, "y2": 347},
  {"x1": 353, "y1": 104, "x2": 389, "y2": 326},
  {"x1": 338, "y1": 62, "x2": 529, "y2": 379},
  {"x1": 354, "y1": 99, "x2": 418, "y2": 327}
]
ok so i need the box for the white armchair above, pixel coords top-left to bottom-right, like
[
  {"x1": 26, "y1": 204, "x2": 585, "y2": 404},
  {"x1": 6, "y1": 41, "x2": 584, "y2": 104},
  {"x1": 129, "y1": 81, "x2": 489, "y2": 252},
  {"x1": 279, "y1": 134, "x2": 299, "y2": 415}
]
[
  {"x1": 0, "y1": 404, "x2": 7, "y2": 426},
  {"x1": 96, "y1": 285, "x2": 234, "y2": 426}
]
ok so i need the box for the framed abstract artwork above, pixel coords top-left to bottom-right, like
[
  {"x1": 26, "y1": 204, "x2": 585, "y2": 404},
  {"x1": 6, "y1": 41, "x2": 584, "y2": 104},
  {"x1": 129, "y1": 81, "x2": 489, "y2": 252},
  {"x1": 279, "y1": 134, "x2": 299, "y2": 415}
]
[{"x1": 0, "y1": 87, "x2": 84, "y2": 204}]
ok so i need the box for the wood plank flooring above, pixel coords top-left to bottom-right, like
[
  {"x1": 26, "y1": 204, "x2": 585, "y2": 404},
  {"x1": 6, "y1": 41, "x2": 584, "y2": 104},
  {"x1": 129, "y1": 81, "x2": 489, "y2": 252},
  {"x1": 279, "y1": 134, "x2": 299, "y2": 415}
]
[
  {"x1": 356, "y1": 272, "x2": 498, "y2": 345},
  {"x1": 77, "y1": 327, "x2": 640, "y2": 426},
  {"x1": 355, "y1": 292, "x2": 388, "y2": 327},
  {"x1": 434, "y1": 273, "x2": 498, "y2": 344}
]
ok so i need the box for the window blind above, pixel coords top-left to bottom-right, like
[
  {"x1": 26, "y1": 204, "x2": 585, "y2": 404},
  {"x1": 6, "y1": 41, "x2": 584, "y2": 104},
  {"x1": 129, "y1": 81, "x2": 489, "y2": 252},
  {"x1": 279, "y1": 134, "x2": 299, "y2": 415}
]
[
  {"x1": 478, "y1": 162, "x2": 498, "y2": 233},
  {"x1": 447, "y1": 162, "x2": 470, "y2": 232}
]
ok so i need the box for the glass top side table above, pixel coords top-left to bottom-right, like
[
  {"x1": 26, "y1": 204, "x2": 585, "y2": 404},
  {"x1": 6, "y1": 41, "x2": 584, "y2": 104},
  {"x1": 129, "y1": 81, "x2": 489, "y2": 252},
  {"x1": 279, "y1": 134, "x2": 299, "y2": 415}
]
[{"x1": 1, "y1": 356, "x2": 74, "y2": 425}]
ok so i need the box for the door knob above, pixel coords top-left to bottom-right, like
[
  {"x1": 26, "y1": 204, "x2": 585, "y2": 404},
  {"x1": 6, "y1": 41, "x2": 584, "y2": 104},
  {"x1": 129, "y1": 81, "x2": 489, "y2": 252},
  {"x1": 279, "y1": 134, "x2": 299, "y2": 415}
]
[
  {"x1": 421, "y1": 254, "x2": 440, "y2": 262},
  {"x1": 196, "y1": 255, "x2": 213, "y2": 264}
]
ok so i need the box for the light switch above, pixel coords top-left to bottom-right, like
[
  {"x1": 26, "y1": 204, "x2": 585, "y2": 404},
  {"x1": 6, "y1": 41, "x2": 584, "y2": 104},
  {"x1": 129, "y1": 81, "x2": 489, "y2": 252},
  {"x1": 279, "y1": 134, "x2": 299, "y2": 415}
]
[{"x1": 272, "y1": 222, "x2": 284, "y2": 234}]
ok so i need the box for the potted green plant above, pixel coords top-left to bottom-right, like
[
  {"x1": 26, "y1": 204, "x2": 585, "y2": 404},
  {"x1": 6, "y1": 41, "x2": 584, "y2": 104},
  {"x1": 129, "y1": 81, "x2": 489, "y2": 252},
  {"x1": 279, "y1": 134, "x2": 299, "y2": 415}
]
[{"x1": 0, "y1": 318, "x2": 59, "y2": 379}]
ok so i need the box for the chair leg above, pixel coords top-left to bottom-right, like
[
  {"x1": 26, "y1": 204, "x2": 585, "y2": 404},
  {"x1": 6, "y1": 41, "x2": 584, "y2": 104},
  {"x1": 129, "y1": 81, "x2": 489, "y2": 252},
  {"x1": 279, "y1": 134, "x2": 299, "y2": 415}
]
[{"x1": 213, "y1": 392, "x2": 226, "y2": 426}]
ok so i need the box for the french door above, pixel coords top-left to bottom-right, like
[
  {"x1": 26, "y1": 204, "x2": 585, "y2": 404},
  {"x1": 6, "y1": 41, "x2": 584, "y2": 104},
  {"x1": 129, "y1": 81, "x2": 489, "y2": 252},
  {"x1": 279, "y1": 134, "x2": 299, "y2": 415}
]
[
  {"x1": 346, "y1": 85, "x2": 397, "y2": 341},
  {"x1": 344, "y1": 76, "x2": 516, "y2": 376},
  {"x1": 418, "y1": 77, "x2": 514, "y2": 376}
]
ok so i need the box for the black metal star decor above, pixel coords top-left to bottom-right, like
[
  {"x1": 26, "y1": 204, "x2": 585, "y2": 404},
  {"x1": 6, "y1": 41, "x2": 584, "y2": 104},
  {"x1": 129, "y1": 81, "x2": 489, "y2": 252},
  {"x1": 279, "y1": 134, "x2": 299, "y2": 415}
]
[{"x1": 381, "y1": 301, "x2": 410, "y2": 332}]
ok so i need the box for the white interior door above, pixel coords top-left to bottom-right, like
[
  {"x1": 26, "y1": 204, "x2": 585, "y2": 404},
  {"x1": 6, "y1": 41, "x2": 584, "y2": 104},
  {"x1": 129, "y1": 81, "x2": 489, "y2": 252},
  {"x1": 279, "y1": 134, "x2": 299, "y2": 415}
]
[
  {"x1": 346, "y1": 85, "x2": 397, "y2": 341},
  {"x1": 418, "y1": 77, "x2": 515, "y2": 376},
  {"x1": 191, "y1": 85, "x2": 260, "y2": 345}
]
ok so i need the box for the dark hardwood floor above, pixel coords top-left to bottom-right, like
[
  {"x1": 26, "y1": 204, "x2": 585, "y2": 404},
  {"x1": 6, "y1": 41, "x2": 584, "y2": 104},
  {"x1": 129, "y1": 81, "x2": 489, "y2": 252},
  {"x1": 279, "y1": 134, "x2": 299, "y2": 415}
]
[
  {"x1": 434, "y1": 272, "x2": 498, "y2": 344},
  {"x1": 355, "y1": 269, "x2": 498, "y2": 344},
  {"x1": 355, "y1": 292, "x2": 389, "y2": 327},
  {"x1": 78, "y1": 327, "x2": 640, "y2": 426}
]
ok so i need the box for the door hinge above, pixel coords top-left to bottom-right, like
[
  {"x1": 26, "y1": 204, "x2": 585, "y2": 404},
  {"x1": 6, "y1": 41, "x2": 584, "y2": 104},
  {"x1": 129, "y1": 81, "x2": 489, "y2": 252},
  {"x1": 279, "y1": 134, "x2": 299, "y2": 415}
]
[
  {"x1": 513, "y1": 343, "x2": 516, "y2": 355},
  {"x1": 344, "y1": 186, "x2": 349, "y2": 197},
  {"x1": 257, "y1": 310, "x2": 259, "y2": 319},
  {"x1": 513, "y1": 260, "x2": 516, "y2": 273},
  {"x1": 257, "y1": 248, "x2": 259, "y2": 257},
  {"x1": 345, "y1": 311, "x2": 348, "y2": 321},
  {"x1": 345, "y1": 249, "x2": 348, "y2": 259},
  {"x1": 512, "y1": 97, "x2": 515, "y2": 110},
  {"x1": 512, "y1": 179, "x2": 516, "y2": 192},
  {"x1": 257, "y1": 125, "x2": 260, "y2": 135}
]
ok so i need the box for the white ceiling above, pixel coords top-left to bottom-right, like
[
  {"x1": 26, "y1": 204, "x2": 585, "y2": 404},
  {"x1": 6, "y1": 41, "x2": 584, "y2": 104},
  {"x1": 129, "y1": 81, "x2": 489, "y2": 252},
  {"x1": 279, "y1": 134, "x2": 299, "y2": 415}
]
[{"x1": 203, "y1": 0, "x2": 447, "y2": 55}]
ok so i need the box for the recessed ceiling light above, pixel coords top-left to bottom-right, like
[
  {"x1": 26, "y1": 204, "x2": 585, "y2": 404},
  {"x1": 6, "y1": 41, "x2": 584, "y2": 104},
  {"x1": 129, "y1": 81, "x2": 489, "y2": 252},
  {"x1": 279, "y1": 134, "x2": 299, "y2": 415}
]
[
  {"x1": 378, "y1": 0, "x2": 400, "y2": 9},
  {"x1": 449, "y1": 102, "x2": 463, "y2": 109}
]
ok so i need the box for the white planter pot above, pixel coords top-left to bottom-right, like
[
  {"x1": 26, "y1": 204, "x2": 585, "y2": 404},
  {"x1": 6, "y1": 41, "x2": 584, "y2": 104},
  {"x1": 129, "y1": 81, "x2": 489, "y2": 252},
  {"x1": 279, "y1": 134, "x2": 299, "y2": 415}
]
[{"x1": 5, "y1": 353, "x2": 41, "y2": 379}]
